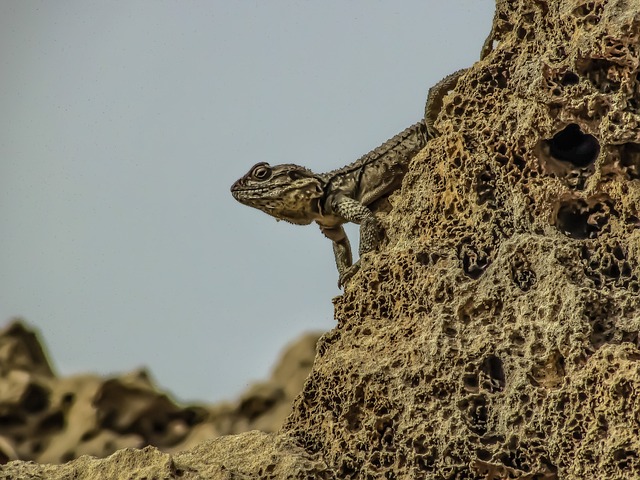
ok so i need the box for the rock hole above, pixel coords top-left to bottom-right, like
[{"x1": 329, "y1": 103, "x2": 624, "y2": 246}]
[
  {"x1": 238, "y1": 387, "x2": 283, "y2": 420},
  {"x1": 476, "y1": 448, "x2": 492, "y2": 461},
  {"x1": 552, "y1": 195, "x2": 612, "y2": 239},
  {"x1": 612, "y1": 244, "x2": 625, "y2": 260},
  {"x1": 496, "y1": 449, "x2": 529, "y2": 473},
  {"x1": 443, "y1": 324, "x2": 457, "y2": 336},
  {"x1": 152, "y1": 419, "x2": 167, "y2": 434},
  {"x1": 511, "y1": 254, "x2": 536, "y2": 292},
  {"x1": 476, "y1": 169, "x2": 496, "y2": 205},
  {"x1": 415, "y1": 251, "x2": 440, "y2": 266},
  {"x1": 80, "y1": 429, "x2": 99, "y2": 442},
  {"x1": 374, "y1": 416, "x2": 393, "y2": 435},
  {"x1": 459, "y1": 241, "x2": 490, "y2": 279},
  {"x1": 516, "y1": 26, "x2": 528, "y2": 40},
  {"x1": 414, "y1": 453, "x2": 435, "y2": 472},
  {"x1": 480, "y1": 355, "x2": 505, "y2": 392},
  {"x1": 613, "y1": 448, "x2": 636, "y2": 469},
  {"x1": 61, "y1": 451, "x2": 76, "y2": 463},
  {"x1": 182, "y1": 407, "x2": 206, "y2": 426},
  {"x1": 480, "y1": 70, "x2": 508, "y2": 89},
  {"x1": 338, "y1": 455, "x2": 359, "y2": 477},
  {"x1": 513, "y1": 268, "x2": 536, "y2": 291},
  {"x1": 546, "y1": 124, "x2": 600, "y2": 168},
  {"x1": 459, "y1": 395, "x2": 489, "y2": 435},
  {"x1": 0, "y1": 414, "x2": 25, "y2": 428},
  {"x1": 512, "y1": 153, "x2": 526, "y2": 170},
  {"x1": 576, "y1": 57, "x2": 621, "y2": 93},
  {"x1": 589, "y1": 319, "x2": 615, "y2": 350},
  {"x1": 463, "y1": 374, "x2": 479, "y2": 393},
  {"x1": 0, "y1": 450, "x2": 11, "y2": 465},
  {"x1": 555, "y1": 204, "x2": 591, "y2": 239},
  {"x1": 22, "y1": 383, "x2": 50, "y2": 413},
  {"x1": 620, "y1": 143, "x2": 640, "y2": 179},
  {"x1": 61, "y1": 392, "x2": 75, "y2": 406},
  {"x1": 601, "y1": 254, "x2": 621, "y2": 279},
  {"x1": 411, "y1": 434, "x2": 429, "y2": 454},
  {"x1": 30, "y1": 441, "x2": 43, "y2": 454},
  {"x1": 560, "y1": 71, "x2": 579, "y2": 86},
  {"x1": 38, "y1": 411, "x2": 65, "y2": 433}
]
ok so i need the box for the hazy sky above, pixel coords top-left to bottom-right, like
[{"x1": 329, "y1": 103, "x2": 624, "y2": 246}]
[{"x1": 0, "y1": 1, "x2": 495, "y2": 403}]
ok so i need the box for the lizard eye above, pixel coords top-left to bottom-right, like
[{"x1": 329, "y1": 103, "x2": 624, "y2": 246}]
[{"x1": 252, "y1": 165, "x2": 271, "y2": 180}]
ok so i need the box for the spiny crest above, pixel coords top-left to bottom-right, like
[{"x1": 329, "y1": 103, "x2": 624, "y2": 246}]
[{"x1": 230, "y1": 162, "x2": 325, "y2": 224}]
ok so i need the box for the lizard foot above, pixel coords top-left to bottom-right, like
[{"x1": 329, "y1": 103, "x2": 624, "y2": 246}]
[{"x1": 338, "y1": 261, "x2": 361, "y2": 288}]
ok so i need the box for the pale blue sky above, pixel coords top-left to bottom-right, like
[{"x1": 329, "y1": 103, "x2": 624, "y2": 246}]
[{"x1": 0, "y1": 1, "x2": 494, "y2": 402}]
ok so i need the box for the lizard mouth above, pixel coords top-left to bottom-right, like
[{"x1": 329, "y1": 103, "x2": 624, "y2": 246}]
[
  {"x1": 230, "y1": 183, "x2": 278, "y2": 200},
  {"x1": 230, "y1": 178, "x2": 243, "y2": 192}
]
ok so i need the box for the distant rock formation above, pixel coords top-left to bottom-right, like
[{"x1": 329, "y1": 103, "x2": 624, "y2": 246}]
[
  {"x1": 0, "y1": 319, "x2": 320, "y2": 464},
  {"x1": 2, "y1": 0, "x2": 640, "y2": 478}
]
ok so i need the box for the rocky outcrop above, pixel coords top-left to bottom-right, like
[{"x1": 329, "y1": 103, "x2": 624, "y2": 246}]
[
  {"x1": 283, "y1": 1, "x2": 640, "y2": 477},
  {"x1": 0, "y1": 320, "x2": 320, "y2": 465},
  {"x1": 0, "y1": 432, "x2": 331, "y2": 480},
  {"x1": 2, "y1": 0, "x2": 640, "y2": 478}
]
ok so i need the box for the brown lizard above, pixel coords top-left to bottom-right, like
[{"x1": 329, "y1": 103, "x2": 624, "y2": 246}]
[{"x1": 231, "y1": 69, "x2": 465, "y2": 287}]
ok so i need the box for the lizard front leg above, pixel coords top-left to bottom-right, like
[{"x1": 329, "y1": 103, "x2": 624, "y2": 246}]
[
  {"x1": 320, "y1": 225, "x2": 353, "y2": 287},
  {"x1": 331, "y1": 195, "x2": 383, "y2": 286}
]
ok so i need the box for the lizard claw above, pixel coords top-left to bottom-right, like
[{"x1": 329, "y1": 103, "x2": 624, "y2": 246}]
[{"x1": 338, "y1": 262, "x2": 361, "y2": 288}]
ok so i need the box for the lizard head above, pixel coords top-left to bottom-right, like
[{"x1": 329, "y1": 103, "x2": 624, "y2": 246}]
[{"x1": 230, "y1": 162, "x2": 324, "y2": 225}]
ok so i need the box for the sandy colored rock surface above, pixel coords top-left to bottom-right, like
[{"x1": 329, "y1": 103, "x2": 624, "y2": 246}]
[
  {"x1": 3, "y1": 0, "x2": 640, "y2": 478},
  {"x1": 0, "y1": 432, "x2": 332, "y2": 480}
]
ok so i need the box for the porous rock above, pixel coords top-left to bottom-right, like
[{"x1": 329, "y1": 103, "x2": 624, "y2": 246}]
[
  {"x1": 284, "y1": 1, "x2": 640, "y2": 478},
  {"x1": 0, "y1": 432, "x2": 331, "y2": 480},
  {"x1": 2, "y1": 0, "x2": 640, "y2": 478}
]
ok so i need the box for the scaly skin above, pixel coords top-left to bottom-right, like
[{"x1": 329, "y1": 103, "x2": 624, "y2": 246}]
[{"x1": 231, "y1": 69, "x2": 466, "y2": 287}]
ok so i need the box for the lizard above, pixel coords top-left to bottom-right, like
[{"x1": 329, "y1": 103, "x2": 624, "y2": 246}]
[{"x1": 230, "y1": 69, "x2": 466, "y2": 288}]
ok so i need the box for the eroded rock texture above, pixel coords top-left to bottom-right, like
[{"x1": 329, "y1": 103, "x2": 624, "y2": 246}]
[
  {"x1": 0, "y1": 320, "x2": 320, "y2": 465},
  {"x1": 284, "y1": 0, "x2": 640, "y2": 478},
  {"x1": 2, "y1": 0, "x2": 640, "y2": 478}
]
